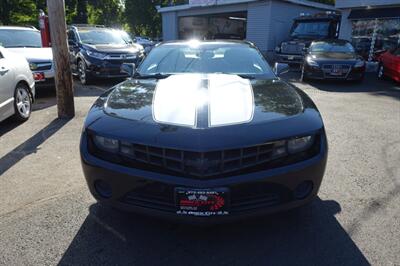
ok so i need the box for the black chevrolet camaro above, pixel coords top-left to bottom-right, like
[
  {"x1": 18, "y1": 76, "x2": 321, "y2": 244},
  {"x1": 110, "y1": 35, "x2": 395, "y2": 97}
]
[
  {"x1": 80, "y1": 40, "x2": 328, "y2": 223},
  {"x1": 301, "y1": 39, "x2": 366, "y2": 82}
]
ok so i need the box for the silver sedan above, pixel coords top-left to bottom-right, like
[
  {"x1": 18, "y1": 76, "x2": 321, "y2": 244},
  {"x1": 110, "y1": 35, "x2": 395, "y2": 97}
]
[{"x1": 0, "y1": 47, "x2": 35, "y2": 123}]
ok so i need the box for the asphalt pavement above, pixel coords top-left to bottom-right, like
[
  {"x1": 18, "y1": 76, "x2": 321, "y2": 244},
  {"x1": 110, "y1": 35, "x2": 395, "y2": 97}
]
[{"x1": 0, "y1": 74, "x2": 399, "y2": 266}]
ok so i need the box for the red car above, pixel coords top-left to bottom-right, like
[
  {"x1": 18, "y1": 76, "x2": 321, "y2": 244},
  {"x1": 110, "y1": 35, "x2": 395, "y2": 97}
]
[{"x1": 377, "y1": 46, "x2": 400, "y2": 82}]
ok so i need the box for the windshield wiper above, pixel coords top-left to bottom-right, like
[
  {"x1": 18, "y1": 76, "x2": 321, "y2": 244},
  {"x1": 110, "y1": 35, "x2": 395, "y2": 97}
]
[{"x1": 133, "y1": 72, "x2": 171, "y2": 79}]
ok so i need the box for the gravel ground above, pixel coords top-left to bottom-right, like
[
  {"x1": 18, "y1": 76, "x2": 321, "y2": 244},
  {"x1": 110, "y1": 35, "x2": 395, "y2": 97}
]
[{"x1": 0, "y1": 74, "x2": 399, "y2": 266}]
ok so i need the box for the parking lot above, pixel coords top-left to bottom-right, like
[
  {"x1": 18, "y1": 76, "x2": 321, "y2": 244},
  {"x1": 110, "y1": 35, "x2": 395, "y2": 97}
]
[{"x1": 0, "y1": 73, "x2": 399, "y2": 265}]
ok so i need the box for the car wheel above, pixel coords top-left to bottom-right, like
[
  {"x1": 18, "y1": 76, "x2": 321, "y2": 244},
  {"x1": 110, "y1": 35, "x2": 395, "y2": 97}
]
[
  {"x1": 377, "y1": 64, "x2": 385, "y2": 80},
  {"x1": 13, "y1": 83, "x2": 32, "y2": 122},
  {"x1": 78, "y1": 60, "x2": 91, "y2": 85},
  {"x1": 300, "y1": 66, "x2": 308, "y2": 82}
]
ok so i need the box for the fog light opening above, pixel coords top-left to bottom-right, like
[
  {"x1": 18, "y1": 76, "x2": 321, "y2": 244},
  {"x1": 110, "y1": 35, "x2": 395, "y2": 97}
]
[
  {"x1": 294, "y1": 181, "x2": 313, "y2": 200},
  {"x1": 94, "y1": 180, "x2": 112, "y2": 199}
]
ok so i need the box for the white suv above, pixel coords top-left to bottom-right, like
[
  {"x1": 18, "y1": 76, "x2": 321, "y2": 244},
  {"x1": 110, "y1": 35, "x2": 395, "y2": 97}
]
[
  {"x1": 0, "y1": 26, "x2": 54, "y2": 88},
  {"x1": 0, "y1": 46, "x2": 35, "y2": 122}
]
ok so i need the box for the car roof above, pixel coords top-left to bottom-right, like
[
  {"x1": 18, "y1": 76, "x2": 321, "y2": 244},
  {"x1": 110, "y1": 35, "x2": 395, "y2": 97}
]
[{"x1": 0, "y1": 26, "x2": 38, "y2": 31}]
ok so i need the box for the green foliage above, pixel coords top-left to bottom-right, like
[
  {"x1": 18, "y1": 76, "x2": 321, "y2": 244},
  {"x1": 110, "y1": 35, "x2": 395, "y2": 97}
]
[
  {"x1": 124, "y1": 0, "x2": 182, "y2": 37},
  {"x1": 0, "y1": 0, "x2": 123, "y2": 27}
]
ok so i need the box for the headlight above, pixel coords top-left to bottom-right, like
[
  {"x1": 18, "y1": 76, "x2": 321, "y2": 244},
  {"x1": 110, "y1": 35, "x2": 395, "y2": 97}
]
[
  {"x1": 86, "y1": 50, "x2": 107, "y2": 59},
  {"x1": 306, "y1": 57, "x2": 319, "y2": 67},
  {"x1": 287, "y1": 136, "x2": 314, "y2": 154},
  {"x1": 93, "y1": 135, "x2": 119, "y2": 153},
  {"x1": 29, "y1": 62, "x2": 38, "y2": 70},
  {"x1": 354, "y1": 60, "x2": 365, "y2": 68}
]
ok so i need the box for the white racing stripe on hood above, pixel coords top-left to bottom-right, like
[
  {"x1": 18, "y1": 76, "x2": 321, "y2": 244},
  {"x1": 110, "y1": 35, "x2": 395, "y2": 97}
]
[
  {"x1": 153, "y1": 74, "x2": 201, "y2": 127},
  {"x1": 152, "y1": 74, "x2": 254, "y2": 128},
  {"x1": 208, "y1": 74, "x2": 254, "y2": 127}
]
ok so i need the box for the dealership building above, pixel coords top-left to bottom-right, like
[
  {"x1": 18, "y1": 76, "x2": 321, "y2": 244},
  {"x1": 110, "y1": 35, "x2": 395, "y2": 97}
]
[
  {"x1": 157, "y1": 0, "x2": 335, "y2": 57},
  {"x1": 336, "y1": 0, "x2": 400, "y2": 60}
]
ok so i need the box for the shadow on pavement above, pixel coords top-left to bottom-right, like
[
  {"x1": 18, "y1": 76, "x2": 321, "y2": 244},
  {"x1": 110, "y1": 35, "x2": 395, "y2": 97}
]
[
  {"x1": 0, "y1": 118, "x2": 71, "y2": 176},
  {"x1": 59, "y1": 198, "x2": 369, "y2": 266}
]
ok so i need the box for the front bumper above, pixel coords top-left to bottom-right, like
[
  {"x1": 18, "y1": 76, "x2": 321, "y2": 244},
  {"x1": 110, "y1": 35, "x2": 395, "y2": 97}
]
[
  {"x1": 32, "y1": 69, "x2": 55, "y2": 88},
  {"x1": 85, "y1": 55, "x2": 144, "y2": 79},
  {"x1": 304, "y1": 64, "x2": 365, "y2": 81},
  {"x1": 80, "y1": 132, "x2": 328, "y2": 223}
]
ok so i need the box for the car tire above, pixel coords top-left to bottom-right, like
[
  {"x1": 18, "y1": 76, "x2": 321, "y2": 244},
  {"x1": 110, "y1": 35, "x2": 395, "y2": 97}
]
[
  {"x1": 78, "y1": 60, "x2": 92, "y2": 85},
  {"x1": 13, "y1": 83, "x2": 32, "y2": 122},
  {"x1": 377, "y1": 64, "x2": 385, "y2": 80}
]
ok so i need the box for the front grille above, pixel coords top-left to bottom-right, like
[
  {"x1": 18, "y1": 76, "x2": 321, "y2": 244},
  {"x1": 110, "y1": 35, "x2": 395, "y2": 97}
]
[
  {"x1": 281, "y1": 43, "x2": 305, "y2": 55},
  {"x1": 116, "y1": 140, "x2": 287, "y2": 178},
  {"x1": 106, "y1": 53, "x2": 137, "y2": 60},
  {"x1": 322, "y1": 64, "x2": 352, "y2": 78},
  {"x1": 32, "y1": 62, "x2": 52, "y2": 71},
  {"x1": 119, "y1": 182, "x2": 292, "y2": 214},
  {"x1": 89, "y1": 133, "x2": 321, "y2": 179}
]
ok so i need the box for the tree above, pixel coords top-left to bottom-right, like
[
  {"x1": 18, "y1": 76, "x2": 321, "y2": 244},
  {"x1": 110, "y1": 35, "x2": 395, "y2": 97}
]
[{"x1": 124, "y1": 0, "x2": 183, "y2": 37}]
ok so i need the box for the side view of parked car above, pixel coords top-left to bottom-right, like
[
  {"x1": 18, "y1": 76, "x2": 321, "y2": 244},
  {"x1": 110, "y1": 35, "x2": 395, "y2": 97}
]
[
  {"x1": 377, "y1": 45, "x2": 400, "y2": 83},
  {"x1": 0, "y1": 26, "x2": 54, "y2": 89},
  {"x1": 67, "y1": 25, "x2": 145, "y2": 85},
  {"x1": 0, "y1": 47, "x2": 35, "y2": 123},
  {"x1": 301, "y1": 39, "x2": 365, "y2": 82}
]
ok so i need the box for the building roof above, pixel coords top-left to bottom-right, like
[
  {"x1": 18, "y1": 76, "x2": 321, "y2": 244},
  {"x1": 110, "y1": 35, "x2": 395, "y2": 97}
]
[
  {"x1": 157, "y1": 0, "x2": 336, "y2": 13},
  {"x1": 335, "y1": 0, "x2": 400, "y2": 9}
]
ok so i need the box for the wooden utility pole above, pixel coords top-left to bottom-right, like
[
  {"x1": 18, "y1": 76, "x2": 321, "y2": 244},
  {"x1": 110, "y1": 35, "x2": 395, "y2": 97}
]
[{"x1": 47, "y1": 0, "x2": 75, "y2": 118}]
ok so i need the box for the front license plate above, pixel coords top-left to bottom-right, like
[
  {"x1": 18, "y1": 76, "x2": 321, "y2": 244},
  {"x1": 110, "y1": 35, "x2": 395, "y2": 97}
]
[
  {"x1": 288, "y1": 56, "x2": 294, "y2": 60},
  {"x1": 175, "y1": 188, "x2": 230, "y2": 216}
]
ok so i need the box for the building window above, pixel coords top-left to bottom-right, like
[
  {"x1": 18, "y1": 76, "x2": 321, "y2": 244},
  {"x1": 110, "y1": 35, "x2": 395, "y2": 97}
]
[
  {"x1": 352, "y1": 18, "x2": 400, "y2": 61},
  {"x1": 178, "y1": 12, "x2": 247, "y2": 40}
]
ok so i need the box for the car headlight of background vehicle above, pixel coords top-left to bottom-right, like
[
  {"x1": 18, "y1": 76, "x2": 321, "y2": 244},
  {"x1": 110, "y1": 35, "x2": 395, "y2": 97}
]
[
  {"x1": 29, "y1": 62, "x2": 38, "y2": 70},
  {"x1": 354, "y1": 60, "x2": 365, "y2": 68},
  {"x1": 306, "y1": 56, "x2": 319, "y2": 67},
  {"x1": 93, "y1": 135, "x2": 119, "y2": 153},
  {"x1": 86, "y1": 50, "x2": 107, "y2": 59},
  {"x1": 287, "y1": 136, "x2": 314, "y2": 154}
]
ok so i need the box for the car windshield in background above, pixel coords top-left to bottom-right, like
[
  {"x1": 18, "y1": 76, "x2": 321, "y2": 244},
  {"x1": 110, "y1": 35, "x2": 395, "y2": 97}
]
[
  {"x1": 0, "y1": 29, "x2": 42, "y2": 48},
  {"x1": 310, "y1": 42, "x2": 355, "y2": 53},
  {"x1": 138, "y1": 42, "x2": 274, "y2": 77},
  {"x1": 291, "y1": 21, "x2": 330, "y2": 38},
  {"x1": 77, "y1": 29, "x2": 127, "y2": 45}
]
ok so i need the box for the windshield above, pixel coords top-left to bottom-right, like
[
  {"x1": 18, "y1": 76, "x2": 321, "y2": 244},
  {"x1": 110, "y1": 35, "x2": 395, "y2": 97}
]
[
  {"x1": 0, "y1": 29, "x2": 42, "y2": 48},
  {"x1": 291, "y1": 21, "x2": 330, "y2": 38},
  {"x1": 310, "y1": 42, "x2": 355, "y2": 53},
  {"x1": 77, "y1": 29, "x2": 127, "y2": 45},
  {"x1": 138, "y1": 42, "x2": 274, "y2": 77}
]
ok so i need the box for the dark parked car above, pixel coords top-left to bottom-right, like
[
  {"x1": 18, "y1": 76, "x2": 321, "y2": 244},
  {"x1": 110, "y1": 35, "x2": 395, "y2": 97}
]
[
  {"x1": 80, "y1": 40, "x2": 328, "y2": 223},
  {"x1": 301, "y1": 39, "x2": 365, "y2": 82},
  {"x1": 67, "y1": 25, "x2": 145, "y2": 85}
]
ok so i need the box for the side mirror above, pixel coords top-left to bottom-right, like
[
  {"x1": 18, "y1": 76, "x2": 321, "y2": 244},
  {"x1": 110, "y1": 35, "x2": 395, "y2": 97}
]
[
  {"x1": 302, "y1": 47, "x2": 309, "y2": 54},
  {"x1": 273, "y1": 62, "x2": 290, "y2": 76},
  {"x1": 68, "y1": 40, "x2": 78, "y2": 47},
  {"x1": 121, "y1": 63, "x2": 136, "y2": 77}
]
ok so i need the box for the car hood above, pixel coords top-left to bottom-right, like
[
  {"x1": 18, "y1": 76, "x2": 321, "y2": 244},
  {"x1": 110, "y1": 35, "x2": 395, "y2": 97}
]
[
  {"x1": 7, "y1": 47, "x2": 53, "y2": 62},
  {"x1": 85, "y1": 74, "x2": 323, "y2": 150},
  {"x1": 83, "y1": 43, "x2": 141, "y2": 53},
  {"x1": 102, "y1": 74, "x2": 304, "y2": 128}
]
